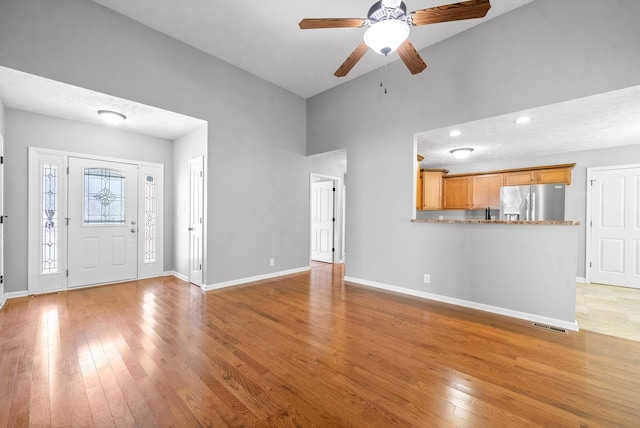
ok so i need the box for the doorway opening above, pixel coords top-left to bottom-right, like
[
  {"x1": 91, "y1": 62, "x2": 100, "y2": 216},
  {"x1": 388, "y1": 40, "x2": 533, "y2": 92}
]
[
  {"x1": 310, "y1": 174, "x2": 344, "y2": 264},
  {"x1": 581, "y1": 163, "x2": 640, "y2": 341}
]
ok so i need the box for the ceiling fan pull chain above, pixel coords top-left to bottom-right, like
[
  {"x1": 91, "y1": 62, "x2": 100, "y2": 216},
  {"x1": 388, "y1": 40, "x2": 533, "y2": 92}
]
[{"x1": 384, "y1": 54, "x2": 388, "y2": 94}]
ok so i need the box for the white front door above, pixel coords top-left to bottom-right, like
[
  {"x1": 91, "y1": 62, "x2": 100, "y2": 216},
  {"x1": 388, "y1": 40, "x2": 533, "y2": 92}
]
[
  {"x1": 67, "y1": 157, "x2": 138, "y2": 288},
  {"x1": 189, "y1": 157, "x2": 204, "y2": 286},
  {"x1": 590, "y1": 166, "x2": 640, "y2": 288},
  {"x1": 311, "y1": 180, "x2": 335, "y2": 263}
]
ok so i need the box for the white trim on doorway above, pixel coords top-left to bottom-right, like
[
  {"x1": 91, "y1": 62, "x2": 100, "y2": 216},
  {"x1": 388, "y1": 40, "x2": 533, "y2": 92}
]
[
  {"x1": 309, "y1": 173, "x2": 344, "y2": 264},
  {"x1": 27, "y1": 147, "x2": 164, "y2": 295},
  {"x1": 585, "y1": 162, "x2": 640, "y2": 285}
]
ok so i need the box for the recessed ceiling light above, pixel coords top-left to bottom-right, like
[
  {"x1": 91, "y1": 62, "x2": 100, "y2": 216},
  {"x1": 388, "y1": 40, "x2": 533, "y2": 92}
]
[
  {"x1": 514, "y1": 116, "x2": 531, "y2": 124},
  {"x1": 449, "y1": 148, "x2": 474, "y2": 159},
  {"x1": 98, "y1": 110, "x2": 126, "y2": 125},
  {"x1": 448, "y1": 130, "x2": 462, "y2": 137}
]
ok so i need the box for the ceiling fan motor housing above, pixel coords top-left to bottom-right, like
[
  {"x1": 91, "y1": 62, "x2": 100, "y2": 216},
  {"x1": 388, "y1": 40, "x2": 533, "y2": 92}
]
[{"x1": 367, "y1": 1, "x2": 408, "y2": 23}]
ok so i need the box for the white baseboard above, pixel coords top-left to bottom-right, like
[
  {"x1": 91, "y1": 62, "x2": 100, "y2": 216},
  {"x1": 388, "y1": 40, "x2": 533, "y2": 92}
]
[
  {"x1": 204, "y1": 266, "x2": 310, "y2": 291},
  {"x1": 344, "y1": 276, "x2": 579, "y2": 332},
  {"x1": 576, "y1": 277, "x2": 587, "y2": 283},
  {"x1": 165, "y1": 270, "x2": 189, "y2": 282},
  {"x1": 2, "y1": 290, "x2": 29, "y2": 306}
]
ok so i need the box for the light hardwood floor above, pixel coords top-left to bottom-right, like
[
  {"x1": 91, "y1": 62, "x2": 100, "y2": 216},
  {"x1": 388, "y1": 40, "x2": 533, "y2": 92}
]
[{"x1": 1, "y1": 263, "x2": 639, "y2": 427}]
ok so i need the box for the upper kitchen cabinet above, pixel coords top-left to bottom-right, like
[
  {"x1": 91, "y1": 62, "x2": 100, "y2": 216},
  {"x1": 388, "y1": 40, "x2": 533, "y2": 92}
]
[
  {"x1": 443, "y1": 176, "x2": 472, "y2": 209},
  {"x1": 472, "y1": 173, "x2": 503, "y2": 208},
  {"x1": 504, "y1": 170, "x2": 535, "y2": 186},
  {"x1": 504, "y1": 164, "x2": 574, "y2": 186},
  {"x1": 420, "y1": 169, "x2": 448, "y2": 210},
  {"x1": 535, "y1": 167, "x2": 572, "y2": 185}
]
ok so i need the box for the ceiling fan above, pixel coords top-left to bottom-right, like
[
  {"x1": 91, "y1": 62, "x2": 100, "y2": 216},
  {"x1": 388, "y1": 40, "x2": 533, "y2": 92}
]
[{"x1": 299, "y1": 0, "x2": 491, "y2": 77}]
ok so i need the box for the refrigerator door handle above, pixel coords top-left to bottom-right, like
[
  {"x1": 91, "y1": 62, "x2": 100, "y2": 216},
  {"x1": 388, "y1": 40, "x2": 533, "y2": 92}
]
[
  {"x1": 531, "y1": 192, "x2": 536, "y2": 221},
  {"x1": 525, "y1": 192, "x2": 530, "y2": 221}
]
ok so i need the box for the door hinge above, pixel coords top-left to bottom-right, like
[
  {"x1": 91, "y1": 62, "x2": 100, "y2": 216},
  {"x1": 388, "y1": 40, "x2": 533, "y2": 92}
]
[
  {"x1": 0, "y1": 275, "x2": 3, "y2": 284},
  {"x1": 0, "y1": 156, "x2": 3, "y2": 164},
  {"x1": 332, "y1": 248, "x2": 335, "y2": 252},
  {"x1": 332, "y1": 218, "x2": 335, "y2": 222},
  {"x1": 200, "y1": 171, "x2": 203, "y2": 177},
  {"x1": 589, "y1": 262, "x2": 592, "y2": 268},
  {"x1": 199, "y1": 264, "x2": 202, "y2": 270},
  {"x1": 65, "y1": 218, "x2": 70, "y2": 226},
  {"x1": 66, "y1": 269, "x2": 69, "y2": 277},
  {"x1": 0, "y1": 215, "x2": 4, "y2": 224},
  {"x1": 67, "y1": 166, "x2": 70, "y2": 175},
  {"x1": 333, "y1": 187, "x2": 335, "y2": 191}
]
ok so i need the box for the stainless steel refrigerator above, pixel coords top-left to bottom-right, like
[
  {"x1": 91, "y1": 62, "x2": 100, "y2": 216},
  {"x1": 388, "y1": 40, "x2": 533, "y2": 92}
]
[{"x1": 499, "y1": 183, "x2": 565, "y2": 221}]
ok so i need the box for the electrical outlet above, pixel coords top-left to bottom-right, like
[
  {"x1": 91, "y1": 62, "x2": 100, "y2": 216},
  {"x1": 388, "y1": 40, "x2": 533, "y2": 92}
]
[
  {"x1": 423, "y1": 274, "x2": 430, "y2": 283},
  {"x1": 269, "y1": 258, "x2": 275, "y2": 266}
]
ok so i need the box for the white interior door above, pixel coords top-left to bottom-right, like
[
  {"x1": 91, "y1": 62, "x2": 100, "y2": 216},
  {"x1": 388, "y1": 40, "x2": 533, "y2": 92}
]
[
  {"x1": 591, "y1": 167, "x2": 640, "y2": 288},
  {"x1": 311, "y1": 179, "x2": 335, "y2": 263},
  {"x1": 189, "y1": 157, "x2": 204, "y2": 286},
  {"x1": 67, "y1": 157, "x2": 138, "y2": 288}
]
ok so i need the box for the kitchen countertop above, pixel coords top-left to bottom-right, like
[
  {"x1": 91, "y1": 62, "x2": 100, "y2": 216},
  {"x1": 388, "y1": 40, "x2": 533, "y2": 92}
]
[{"x1": 412, "y1": 219, "x2": 581, "y2": 225}]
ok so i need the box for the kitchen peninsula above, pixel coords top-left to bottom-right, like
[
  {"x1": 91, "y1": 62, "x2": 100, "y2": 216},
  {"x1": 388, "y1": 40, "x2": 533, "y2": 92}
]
[
  {"x1": 408, "y1": 218, "x2": 579, "y2": 331},
  {"x1": 412, "y1": 219, "x2": 580, "y2": 225}
]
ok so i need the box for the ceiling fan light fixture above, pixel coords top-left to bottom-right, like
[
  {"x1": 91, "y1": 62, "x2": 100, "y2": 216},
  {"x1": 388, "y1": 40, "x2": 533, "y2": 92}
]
[
  {"x1": 364, "y1": 20, "x2": 409, "y2": 55},
  {"x1": 449, "y1": 130, "x2": 462, "y2": 137},
  {"x1": 98, "y1": 110, "x2": 126, "y2": 125},
  {"x1": 450, "y1": 148, "x2": 474, "y2": 159},
  {"x1": 514, "y1": 116, "x2": 532, "y2": 124}
]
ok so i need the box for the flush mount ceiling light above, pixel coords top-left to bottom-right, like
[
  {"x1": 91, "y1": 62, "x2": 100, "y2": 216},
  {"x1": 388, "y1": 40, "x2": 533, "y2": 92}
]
[
  {"x1": 98, "y1": 110, "x2": 126, "y2": 125},
  {"x1": 450, "y1": 148, "x2": 474, "y2": 159},
  {"x1": 514, "y1": 116, "x2": 532, "y2": 124},
  {"x1": 448, "y1": 130, "x2": 462, "y2": 137}
]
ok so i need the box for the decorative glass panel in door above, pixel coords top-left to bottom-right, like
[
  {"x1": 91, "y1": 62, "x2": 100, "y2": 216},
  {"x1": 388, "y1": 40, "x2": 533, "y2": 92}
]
[{"x1": 67, "y1": 158, "x2": 138, "y2": 288}]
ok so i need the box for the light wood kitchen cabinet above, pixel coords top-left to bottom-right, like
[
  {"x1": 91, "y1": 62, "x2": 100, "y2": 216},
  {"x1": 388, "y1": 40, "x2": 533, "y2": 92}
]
[
  {"x1": 443, "y1": 176, "x2": 472, "y2": 209},
  {"x1": 504, "y1": 170, "x2": 535, "y2": 186},
  {"x1": 535, "y1": 167, "x2": 572, "y2": 185},
  {"x1": 472, "y1": 173, "x2": 503, "y2": 208},
  {"x1": 420, "y1": 169, "x2": 447, "y2": 210},
  {"x1": 419, "y1": 163, "x2": 574, "y2": 211},
  {"x1": 504, "y1": 165, "x2": 574, "y2": 186}
]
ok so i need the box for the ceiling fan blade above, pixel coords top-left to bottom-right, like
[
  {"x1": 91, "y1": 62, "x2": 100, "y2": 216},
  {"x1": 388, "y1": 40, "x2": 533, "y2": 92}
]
[
  {"x1": 334, "y1": 42, "x2": 369, "y2": 77},
  {"x1": 397, "y1": 40, "x2": 427, "y2": 75},
  {"x1": 299, "y1": 18, "x2": 366, "y2": 30},
  {"x1": 411, "y1": 0, "x2": 491, "y2": 26}
]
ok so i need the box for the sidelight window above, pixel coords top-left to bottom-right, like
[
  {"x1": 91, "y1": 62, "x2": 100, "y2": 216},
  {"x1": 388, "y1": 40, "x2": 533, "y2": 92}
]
[
  {"x1": 144, "y1": 174, "x2": 156, "y2": 263},
  {"x1": 41, "y1": 164, "x2": 59, "y2": 274}
]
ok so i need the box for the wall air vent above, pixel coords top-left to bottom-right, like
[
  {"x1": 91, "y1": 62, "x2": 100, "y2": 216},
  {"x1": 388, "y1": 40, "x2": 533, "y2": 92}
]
[{"x1": 532, "y1": 322, "x2": 568, "y2": 334}]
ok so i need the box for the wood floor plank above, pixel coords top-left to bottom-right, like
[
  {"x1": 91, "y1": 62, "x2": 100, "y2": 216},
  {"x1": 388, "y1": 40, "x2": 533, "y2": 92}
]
[{"x1": 1, "y1": 264, "x2": 639, "y2": 426}]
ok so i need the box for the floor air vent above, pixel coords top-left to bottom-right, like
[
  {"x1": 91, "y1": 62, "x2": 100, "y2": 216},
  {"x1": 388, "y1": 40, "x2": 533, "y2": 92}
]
[{"x1": 532, "y1": 322, "x2": 568, "y2": 334}]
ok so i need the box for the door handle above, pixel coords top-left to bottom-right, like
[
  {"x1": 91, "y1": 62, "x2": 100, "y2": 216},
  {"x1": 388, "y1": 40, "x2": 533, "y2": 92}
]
[
  {"x1": 131, "y1": 228, "x2": 137, "y2": 233},
  {"x1": 188, "y1": 227, "x2": 194, "y2": 231}
]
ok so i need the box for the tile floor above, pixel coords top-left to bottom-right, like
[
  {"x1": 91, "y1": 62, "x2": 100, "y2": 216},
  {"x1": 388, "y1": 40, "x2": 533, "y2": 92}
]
[{"x1": 576, "y1": 282, "x2": 640, "y2": 341}]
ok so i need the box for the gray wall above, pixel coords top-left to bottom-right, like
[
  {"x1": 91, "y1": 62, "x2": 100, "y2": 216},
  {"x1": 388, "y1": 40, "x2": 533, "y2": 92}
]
[
  {"x1": 3, "y1": 109, "x2": 174, "y2": 293},
  {"x1": 306, "y1": 0, "x2": 640, "y2": 318},
  {"x1": 0, "y1": 0, "x2": 308, "y2": 286}
]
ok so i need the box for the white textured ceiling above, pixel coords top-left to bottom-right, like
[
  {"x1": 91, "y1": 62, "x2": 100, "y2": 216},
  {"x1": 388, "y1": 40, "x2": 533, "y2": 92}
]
[
  {"x1": 416, "y1": 85, "x2": 640, "y2": 168},
  {"x1": 90, "y1": 0, "x2": 534, "y2": 99},
  {"x1": 0, "y1": 66, "x2": 206, "y2": 140}
]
